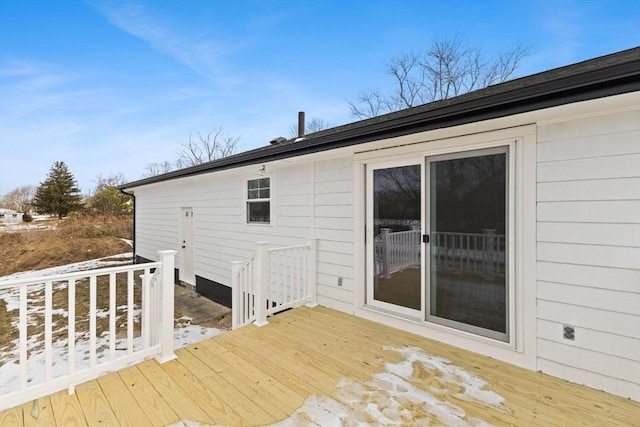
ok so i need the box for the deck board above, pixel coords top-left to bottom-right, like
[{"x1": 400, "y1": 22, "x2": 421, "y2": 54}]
[
  {"x1": 117, "y1": 364, "x2": 180, "y2": 426},
  {"x1": 22, "y1": 397, "x2": 55, "y2": 427},
  {"x1": 75, "y1": 380, "x2": 120, "y2": 426},
  {"x1": 186, "y1": 342, "x2": 291, "y2": 421},
  {"x1": 176, "y1": 347, "x2": 274, "y2": 425},
  {"x1": 158, "y1": 357, "x2": 246, "y2": 426},
  {"x1": 0, "y1": 404, "x2": 22, "y2": 427},
  {"x1": 136, "y1": 358, "x2": 216, "y2": 425},
  {"x1": 96, "y1": 373, "x2": 154, "y2": 427},
  {"x1": 214, "y1": 331, "x2": 326, "y2": 396},
  {"x1": 48, "y1": 389, "x2": 87, "y2": 426},
  {"x1": 3, "y1": 305, "x2": 639, "y2": 426}
]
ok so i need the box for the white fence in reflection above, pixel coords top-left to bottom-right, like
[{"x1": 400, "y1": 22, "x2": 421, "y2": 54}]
[{"x1": 375, "y1": 229, "x2": 505, "y2": 279}]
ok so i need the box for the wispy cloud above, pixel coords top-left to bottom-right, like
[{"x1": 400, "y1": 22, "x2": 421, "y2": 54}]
[{"x1": 90, "y1": 1, "x2": 239, "y2": 87}]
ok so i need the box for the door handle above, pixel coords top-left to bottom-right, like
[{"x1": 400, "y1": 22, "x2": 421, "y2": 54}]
[{"x1": 422, "y1": 234, "x2": 430, "y2": 243}]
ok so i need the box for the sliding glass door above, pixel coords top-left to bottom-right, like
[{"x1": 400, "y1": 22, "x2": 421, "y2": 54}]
[
  {"x1": 426, "y1": 147, "x2": 509, "y2": 341},
  {"x1": 367, "y1": 161, "x2": 422, "y2": 316},
  {"x1": 366, "y1": 146, "x2": 510, "y2": 341}
]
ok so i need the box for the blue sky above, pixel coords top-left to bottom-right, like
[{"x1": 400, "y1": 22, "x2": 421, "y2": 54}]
[{"x1": 1, "y1": 0, "x2": 638, "y2": 195}]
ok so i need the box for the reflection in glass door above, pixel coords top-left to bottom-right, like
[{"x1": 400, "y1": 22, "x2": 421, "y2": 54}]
[
  {"x1": 426, "y1": 147, "x2": 509, "y2": 341},
  {"x1": 370, "y1": 164, "x2": 422, "y2": 312}
]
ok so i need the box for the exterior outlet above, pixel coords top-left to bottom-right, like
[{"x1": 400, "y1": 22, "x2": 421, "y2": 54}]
[
  {"x1": 337, "y1": 277, "x2": 343, "y2": 287},
  {"x1": 563, "y1": 325, "x2": 575, "y2": 341}
]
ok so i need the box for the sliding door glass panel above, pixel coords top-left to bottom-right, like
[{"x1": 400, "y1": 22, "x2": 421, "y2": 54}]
[
  {"x1": 428, "y1": 148, "x2": 508, "y2": 340},
  {"x1": 372, "y1": 164, "x2": 421, "y2": 311}
]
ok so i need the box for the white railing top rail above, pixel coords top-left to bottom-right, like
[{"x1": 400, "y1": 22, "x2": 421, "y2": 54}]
[
  {"x1": 235, "y1": 252, "x2": 256, "y2": 270},
  {"x1": 0, "y1": 261, "x2": 162, "y2": 289},
  {"x1": 433, "y1": 231, "x2": 505, "y2": 237},
  {"x1": 267, "y1": 242, "x2": 312, "y2": 253}
]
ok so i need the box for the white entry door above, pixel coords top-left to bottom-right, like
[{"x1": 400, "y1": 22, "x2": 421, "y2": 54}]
[{"x1": 180, "y1": 207, "x2": 195, "y2": 285}]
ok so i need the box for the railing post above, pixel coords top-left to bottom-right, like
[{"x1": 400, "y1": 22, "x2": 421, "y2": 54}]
[
  {"x1": 411, "y1": 226, "x2": 420, "y2": 266},
  {"x1": 230, "y1": 260, "x2": 242, "y2": 329},
  {"x1": 380, "y1": 228, "x2": 391, "y2": 278},
  {"x1": 254, "y1": 242, "x2": 269, "y2": 327},
  {"x1": 482, "y1": 229, "x2": 496, "y2": 281},
  {"x1": 306, "y1": 238, "x2": 318, "y2": 307},
  {"x1": 156, "y1": 250, "x2": 177, "y2": 363},
  {"x1": 139, "y1": 273, "x2": 151, "y2": 349}
]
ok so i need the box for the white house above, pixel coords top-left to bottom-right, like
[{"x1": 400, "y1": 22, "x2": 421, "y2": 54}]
[
  {"x1": 121, "y1": 48, "x2": 640, "y2": 401},
  {"x1": 0, "y1": 209, "x2": 22, "y2": 224}
]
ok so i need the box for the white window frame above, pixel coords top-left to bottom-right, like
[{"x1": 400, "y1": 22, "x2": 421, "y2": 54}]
[{"x1": 245, "y1": 176, "x2": 272, "y2": 225}]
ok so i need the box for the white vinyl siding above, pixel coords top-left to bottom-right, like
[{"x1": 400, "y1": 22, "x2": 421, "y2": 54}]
[
  {"x1": 535, "y1": 109, "x2": 640, "y2": 401},
  {"x1": 133, "y1": 163, "x2": 313, "y2": 288},
  {"x1": 314, "y1": 156, "x2": 355, "y2": 313}
]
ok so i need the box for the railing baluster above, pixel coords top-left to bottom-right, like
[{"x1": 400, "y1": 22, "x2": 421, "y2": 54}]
[
  {"x1": 89, "y1": 275, "x2": 97, "y2": 367},
  {"x1": 141, "y1": 271, "x2": 150, "y2": 350},
  {"x1": 19, "y1": 285, "x2": 27, "y2": 391},
  {"x1": 44, "y1": 281, "x2": 53, "y2": 382},
  {"x1": 68, "y1": 279, "x2": 76, "y2": 379},
  {"x1": 297, "y1": 247, "x2": 302, "y2": 300},
  {"x1": 127, "y1": 270, "x2": 134, "y2": 354},
  {"x1": 109, "y1": 272, "x2": 116, "y2": 362}
]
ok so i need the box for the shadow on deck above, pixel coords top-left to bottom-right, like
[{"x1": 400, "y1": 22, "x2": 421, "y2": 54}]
[{"x1": 1, "y1": 306, "x2": 637, "y2": 426}]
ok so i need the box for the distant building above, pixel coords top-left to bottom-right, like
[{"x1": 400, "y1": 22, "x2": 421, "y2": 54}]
[{"x1": 0, "y1": 209, "x2": 22, "y2": 224}]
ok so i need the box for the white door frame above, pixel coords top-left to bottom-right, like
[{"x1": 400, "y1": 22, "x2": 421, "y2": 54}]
[
  {"x1": 364, "y1": 157, "x2": 424, "y2": 320},
  {"x1": 179, "y1": 207, "x2": 195, "y2": 285}
]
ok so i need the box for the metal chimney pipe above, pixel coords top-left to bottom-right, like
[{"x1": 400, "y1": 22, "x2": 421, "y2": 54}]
[{"x1": 298, "y1": 111, "x2": 305, "y2": 138}]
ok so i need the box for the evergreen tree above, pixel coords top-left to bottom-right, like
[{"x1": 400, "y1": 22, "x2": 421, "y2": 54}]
[{"x1": 33, "y1": 161, "x2": 82, "y2": 218}]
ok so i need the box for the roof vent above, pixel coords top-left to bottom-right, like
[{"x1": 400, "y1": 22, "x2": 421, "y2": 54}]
[{"x1": 270, "y1": 137, "x2": 287, "y2": 145}]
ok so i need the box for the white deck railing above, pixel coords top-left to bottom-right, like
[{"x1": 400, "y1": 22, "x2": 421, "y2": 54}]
[
  {"x1": 231, "y1": 240, "x2": 317, "y2": 329},
  {"x1": 0, "y1": 250, "x2": 176, "y2": 411},
  {"x1": 432, "y1": 231, "x2": 505, "y2": 279},
  {"x1": 375, "y1": 228, "x2": 421, "y2": 278},
  {"x1": 375, "y1": 229, "x2": 505, "y2": 279}
]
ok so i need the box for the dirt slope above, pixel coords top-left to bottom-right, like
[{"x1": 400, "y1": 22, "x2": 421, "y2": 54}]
[{"x1": 0, "y1": 215, "x2": 133, "y2": 277}]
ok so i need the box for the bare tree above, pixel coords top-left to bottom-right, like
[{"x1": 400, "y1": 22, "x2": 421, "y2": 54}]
[
  {"x1": 94, "y1": 173, "x2": 126, "y2": 189},
  {"x1": 140, "y1": 128, "x2": 239, "y2": 178},
  {"x1": 349, "y1": 36, "x2": 531, "y2": 118},
  {"x1": 142, "y1": 161, "x2": 174, "y2": 178},
  {"x1": 2, "y1": 185, "x2": 36, "y2": 213},
  {"x1": 288, "y1": 117, "x2": 333, "y2": 138},
  {"x1": 176, "y1": 128, "x2": 239, "y2": 168}
]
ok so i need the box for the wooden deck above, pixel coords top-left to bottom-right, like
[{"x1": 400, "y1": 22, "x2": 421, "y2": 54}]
[{"x1": 1, "y1": 306, "x2": 638, "y2": 426}]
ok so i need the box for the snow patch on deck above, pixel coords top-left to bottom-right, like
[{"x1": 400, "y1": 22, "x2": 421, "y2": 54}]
[{"x1": 272, "y1": 345, "x2": 508, "y2": 426}]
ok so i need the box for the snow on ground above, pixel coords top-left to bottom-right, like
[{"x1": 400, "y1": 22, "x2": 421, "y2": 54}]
[
  {"x1": 0, "y1": 252, "x2": 133, "y2": 284},
  {"x1": 0, "y1": 216, "x2": 57, "y2": 233},
  {"x1": 0, "y1": 254, "x2": 224, "y2": 396}
]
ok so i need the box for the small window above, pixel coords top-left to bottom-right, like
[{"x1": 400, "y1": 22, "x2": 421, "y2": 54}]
[{"x1": 247, "y1": 178, "x2": 270, "y2": 223}]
